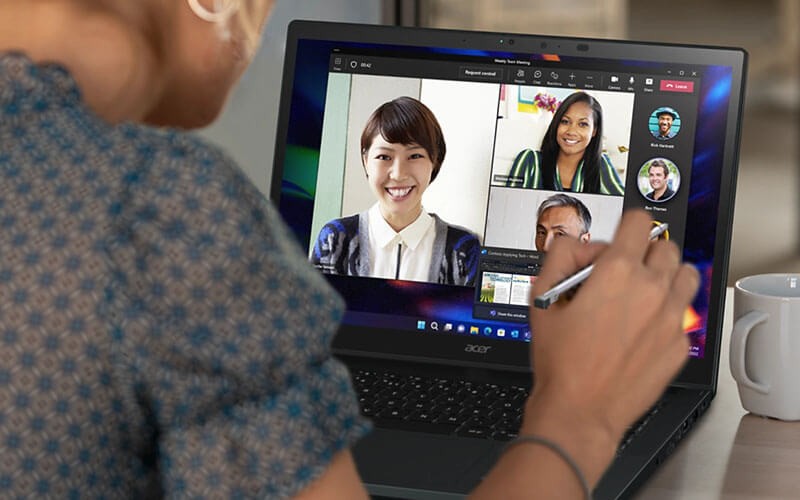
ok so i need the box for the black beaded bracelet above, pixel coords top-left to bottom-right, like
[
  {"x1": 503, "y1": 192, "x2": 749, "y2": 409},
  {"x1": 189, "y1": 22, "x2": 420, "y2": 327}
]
[{"x1": 503, "y1": 434, "x2": 592, "y2": 500}]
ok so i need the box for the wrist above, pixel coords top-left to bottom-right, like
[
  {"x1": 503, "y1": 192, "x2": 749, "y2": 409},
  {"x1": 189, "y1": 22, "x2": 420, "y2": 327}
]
[{"x1": 520, "y1": 386, "x2": 621, "y2": 486}]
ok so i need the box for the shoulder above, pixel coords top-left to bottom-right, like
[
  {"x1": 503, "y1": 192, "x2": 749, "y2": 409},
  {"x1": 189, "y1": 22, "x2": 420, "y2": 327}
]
[
  {"x1": 600, "y1": 153, "x2": 615, "y2": 167},
  {"x1": 432, "y1": 215, "x2": 480, "y2": 249},
  {"x1": 319, "y1": 214, "x2": 360, "y2": 237},
  {"x1": 116, "y1": 127, "x2": 281, "y2": 229},
  {"x1": 597, "y1": 153, "x2": 625, "y2": 195},
  {"x1": 513, "y1": 149, "x2": 541, "y2": 164},
  {"x1": 117, "y1": 127, "x2": 291, "y2": 240},
  {"x1": 107, "y1": 125, "x2": 318, "y2": 287}
]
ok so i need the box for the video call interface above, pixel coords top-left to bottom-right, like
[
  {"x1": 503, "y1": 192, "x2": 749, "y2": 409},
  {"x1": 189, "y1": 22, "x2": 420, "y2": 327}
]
[{"x1": 294, "y1": 44, "x2": 712, "y2": 359}]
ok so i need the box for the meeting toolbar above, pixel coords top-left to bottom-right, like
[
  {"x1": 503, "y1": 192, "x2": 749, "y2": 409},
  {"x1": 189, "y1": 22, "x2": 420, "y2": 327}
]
[{"x1": 330, "y1": 54, "x2": 698, "y2": 94}]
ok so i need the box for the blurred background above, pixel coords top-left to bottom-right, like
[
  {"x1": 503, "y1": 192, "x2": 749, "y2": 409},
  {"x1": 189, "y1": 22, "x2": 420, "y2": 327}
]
[{"x1": 200, "y1": 0, "x2": 799, "y2": 285}]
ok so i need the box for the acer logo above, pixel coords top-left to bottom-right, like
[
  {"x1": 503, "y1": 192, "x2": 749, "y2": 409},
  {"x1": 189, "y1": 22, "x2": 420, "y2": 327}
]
[{"x1": 464, "y1": 344, "x2": 492, "y2": 354}]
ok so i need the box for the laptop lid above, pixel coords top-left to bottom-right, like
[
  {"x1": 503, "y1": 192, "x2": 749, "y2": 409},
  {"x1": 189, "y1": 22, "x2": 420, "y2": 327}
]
[{"x1": 271, "y1": 20, "x2": 746, "y2": 389}]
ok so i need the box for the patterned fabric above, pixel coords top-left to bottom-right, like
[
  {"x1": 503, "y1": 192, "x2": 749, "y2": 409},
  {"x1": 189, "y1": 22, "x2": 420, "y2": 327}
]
[
  {"x1": 505, "y1": 149, "x2": 625, "y2": 195},
  {"x1": 0, "y1": 52, "x2": 370, "y2": 499},
  {"x1": 311, "y1": 211, "x2": 480, "y2": 286}
]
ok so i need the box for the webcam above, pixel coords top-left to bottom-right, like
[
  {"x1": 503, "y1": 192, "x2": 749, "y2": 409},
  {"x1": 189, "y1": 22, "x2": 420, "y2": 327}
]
[{"x1": 499, "y1": 37, "x2": 515, "y2": 45}]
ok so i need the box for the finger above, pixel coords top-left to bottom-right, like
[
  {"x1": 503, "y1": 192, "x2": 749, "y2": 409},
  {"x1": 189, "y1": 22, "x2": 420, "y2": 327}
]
[
  {"x1": 619, "y1": 332, "x2": 690, "y2": 421},
  {"x1": 637, "y1": 263, "x2": 699, "y2": 354},
  {"x1": 600, "y1": 210, "x2": 654, "y2": 264},
  {"x1": 643, "y1": 239, "x2": 681, "y2": 279},
  {"x1": 662, "y1": 263, "x2": 701, "y2": 318},
  {"x1": 532, "y1": 239, "x2": 607, "y2": 295},
  {"x1": 636, "y1": 264, "x2": 700, "y2": 360},
  {"x1": 646, "y1": 326, "x2": 692, "y2": 389}
]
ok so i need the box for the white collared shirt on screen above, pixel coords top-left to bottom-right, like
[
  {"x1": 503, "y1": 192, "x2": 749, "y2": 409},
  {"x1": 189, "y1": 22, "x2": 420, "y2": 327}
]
[{"x1": 367, "y1": 203, "x2": 435, "y2": 282}]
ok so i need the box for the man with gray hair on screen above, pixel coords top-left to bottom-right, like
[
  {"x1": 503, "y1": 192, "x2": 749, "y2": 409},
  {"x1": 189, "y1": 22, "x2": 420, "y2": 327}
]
[{"x1": 534, "y1": 193, "x2": 592, "y2": 252}]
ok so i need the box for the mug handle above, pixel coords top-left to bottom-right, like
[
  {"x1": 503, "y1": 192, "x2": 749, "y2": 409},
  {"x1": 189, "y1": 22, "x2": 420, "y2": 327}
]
[{"x1": 729, "y1": 310, "x2": 770, "y2": 394}]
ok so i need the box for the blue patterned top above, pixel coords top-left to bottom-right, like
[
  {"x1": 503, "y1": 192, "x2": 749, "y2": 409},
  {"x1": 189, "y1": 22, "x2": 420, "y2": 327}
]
[{"x1": 0, "y1": 52, "x2": 370, "y2": 499}]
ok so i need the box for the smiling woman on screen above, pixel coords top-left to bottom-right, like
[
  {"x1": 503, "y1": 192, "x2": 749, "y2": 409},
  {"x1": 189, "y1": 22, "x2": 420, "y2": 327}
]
[
  {"x1": 311, "y1": 96, "x2": 481, "y2": 286},
  {"x1": 505, "y1": 91, "x2": 625, "y2": 196}
]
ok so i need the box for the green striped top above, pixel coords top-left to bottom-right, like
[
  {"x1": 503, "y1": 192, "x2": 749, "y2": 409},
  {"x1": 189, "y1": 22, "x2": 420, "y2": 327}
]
[{"x1": 505, "y1": 149, "x2": 625, "y2": 196}]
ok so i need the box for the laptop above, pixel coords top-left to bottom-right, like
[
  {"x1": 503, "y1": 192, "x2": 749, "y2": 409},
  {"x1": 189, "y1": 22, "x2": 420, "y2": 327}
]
[{"x1": 271, "y1": 20, "x2": 746, "y2": 499}]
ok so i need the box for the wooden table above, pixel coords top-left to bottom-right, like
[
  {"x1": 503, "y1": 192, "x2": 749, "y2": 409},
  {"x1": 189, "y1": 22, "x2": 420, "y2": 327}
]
[{"x1": 634, "y1": 288, "x2": 800, "y2": 499}]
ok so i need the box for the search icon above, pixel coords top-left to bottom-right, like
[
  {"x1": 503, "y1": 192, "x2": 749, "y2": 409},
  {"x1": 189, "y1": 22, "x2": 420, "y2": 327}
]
[{"x1": 430, "y1": 321, "x2": 439, "y2": 331}]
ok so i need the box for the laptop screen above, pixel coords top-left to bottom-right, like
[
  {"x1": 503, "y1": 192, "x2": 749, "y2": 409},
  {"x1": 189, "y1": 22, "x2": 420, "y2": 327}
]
[{"x1": 272, "y1": 21, "x2": 745, "y2": 386}]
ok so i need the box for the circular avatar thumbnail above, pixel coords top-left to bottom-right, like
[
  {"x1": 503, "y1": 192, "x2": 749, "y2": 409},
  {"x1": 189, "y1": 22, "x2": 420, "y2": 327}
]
[
  {"x1": 649, "y1": 106, "x2": 680, "y2": 141},
  {"x1": 638, "y1": 158, "x2": 680, "y2": 203}
]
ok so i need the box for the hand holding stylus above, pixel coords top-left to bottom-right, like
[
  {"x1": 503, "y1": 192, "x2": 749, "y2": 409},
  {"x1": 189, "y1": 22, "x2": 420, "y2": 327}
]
[
  {"x1": 533, "y1": 223, "x2": 669, "y2": 309},
  {"x1": 513, "y1": 211, "x2": 699, "y2": 490}
]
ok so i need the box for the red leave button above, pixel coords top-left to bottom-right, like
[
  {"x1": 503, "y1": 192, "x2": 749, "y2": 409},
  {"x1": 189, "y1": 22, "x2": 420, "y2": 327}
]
[{"x1": 660, "y1": 80, "x2": 694, "y2": 93}]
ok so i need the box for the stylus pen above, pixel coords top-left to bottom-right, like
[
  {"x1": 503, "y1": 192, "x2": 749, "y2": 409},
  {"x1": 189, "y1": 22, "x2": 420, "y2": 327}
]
[{"x1": 533, "y1": 223, "x2": 669, "y2": 309}]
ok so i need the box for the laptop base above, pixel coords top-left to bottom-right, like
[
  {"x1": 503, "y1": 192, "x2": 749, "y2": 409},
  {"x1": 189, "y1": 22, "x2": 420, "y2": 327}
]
[{"x1": 347, "y1": 356, "x2": 713, "y2": 499}]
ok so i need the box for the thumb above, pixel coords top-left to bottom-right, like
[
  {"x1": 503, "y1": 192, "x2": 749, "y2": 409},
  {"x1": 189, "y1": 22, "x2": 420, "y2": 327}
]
[{"x1": 532, "y1": 239, "x2": 607, "y2": 295}]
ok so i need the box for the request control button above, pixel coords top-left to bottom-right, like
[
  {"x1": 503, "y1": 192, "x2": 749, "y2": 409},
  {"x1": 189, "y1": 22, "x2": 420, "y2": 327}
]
[{"x1": 459, "y1": 66, "x2": 504, "y2": 81}]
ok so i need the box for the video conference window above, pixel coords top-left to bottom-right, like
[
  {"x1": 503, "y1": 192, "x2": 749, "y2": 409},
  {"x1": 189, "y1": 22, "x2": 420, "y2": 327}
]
[
  {"x1": 485, "y1": 190, "x2": 623, "y2": 251},
  {"x1": 300, "y1": 50, "x2": 706, "y2": 350},
  {"x1": 309, "y1": 71, "x2": 637, "y2": 290},
  {"x1": 490, "y1": 85, "x2": 634, "y2": 196},
  {"x1": 309, "y1": 73, "x2": 497, "y2": 286}
]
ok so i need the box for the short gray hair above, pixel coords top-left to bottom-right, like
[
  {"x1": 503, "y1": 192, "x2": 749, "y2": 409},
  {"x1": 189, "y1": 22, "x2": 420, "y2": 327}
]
[{"x1": 536, "y1": 194, "x2": 592, "y2": 235}]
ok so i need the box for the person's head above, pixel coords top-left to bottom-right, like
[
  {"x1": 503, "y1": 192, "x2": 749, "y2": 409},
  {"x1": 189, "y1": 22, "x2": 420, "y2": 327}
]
[
  {"x1": 360, "y1": 97, "x2": 446, "y2": 230},
  {"x1": 648, "y1": 159, "x2": 670, "y2": 191},
  {"x1": 143, "y1": 0, "x2": 275, "y2": 127},
  {"x1": 657, "y1": 110, "x2": 675, "y2": 137},
  {"x1": 5, "y1": 0, "x2": 275, "y2": 127},
  {"x1": 540, "y1": 92, "x2": 604, "y2": 191},
  {"x1": 534, "y1": 194, "x2": 592, "y2": 252}
]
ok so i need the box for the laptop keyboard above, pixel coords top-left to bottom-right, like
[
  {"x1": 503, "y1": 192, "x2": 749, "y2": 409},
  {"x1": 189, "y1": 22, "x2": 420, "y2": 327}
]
[
  {"x1": 353, "y1": 368, "x2": 529, "y2": 441},
  {"x1": 353, "y1": 368, "x2": 667, "y2": 447}
]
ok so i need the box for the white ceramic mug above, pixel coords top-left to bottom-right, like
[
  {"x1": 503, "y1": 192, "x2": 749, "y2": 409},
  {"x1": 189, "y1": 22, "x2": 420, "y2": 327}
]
[{"x1": 730, "y1": 274, "x2": 800, "y2": 420}]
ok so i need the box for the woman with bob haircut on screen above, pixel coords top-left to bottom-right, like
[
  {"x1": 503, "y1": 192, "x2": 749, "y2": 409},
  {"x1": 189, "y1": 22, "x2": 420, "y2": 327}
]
[
  {"x1": 311, "y1": 96, "x2": 481, "y2": 286},
  {"x1": 0, "y1": 0, "x2": 699, "y2": 498},
  {"x1": 505, "y1": 91, "x2": 625, "y2": 196}
]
